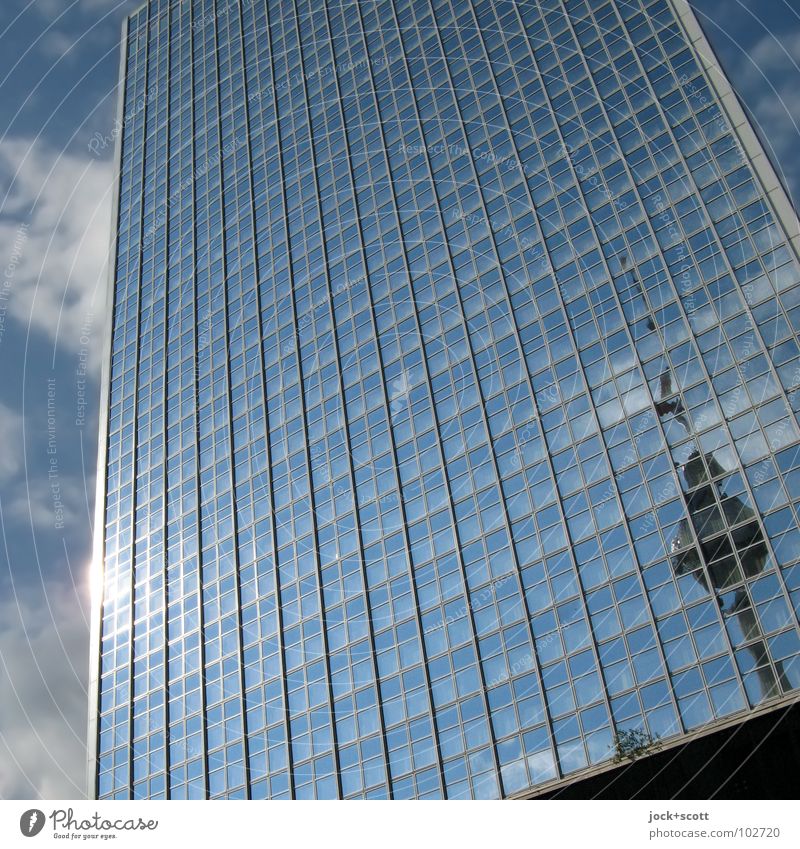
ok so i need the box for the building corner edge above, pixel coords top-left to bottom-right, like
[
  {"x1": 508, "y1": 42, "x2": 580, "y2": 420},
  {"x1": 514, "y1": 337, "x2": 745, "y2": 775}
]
[{"x1": 86, "y1": 13, "x2": 130, "y2": 802}]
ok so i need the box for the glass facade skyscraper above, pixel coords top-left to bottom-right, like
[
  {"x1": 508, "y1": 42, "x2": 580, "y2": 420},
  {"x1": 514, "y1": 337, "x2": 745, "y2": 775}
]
[{"x1": 90, "y1": 0, "x2": 800, "y2": 800}]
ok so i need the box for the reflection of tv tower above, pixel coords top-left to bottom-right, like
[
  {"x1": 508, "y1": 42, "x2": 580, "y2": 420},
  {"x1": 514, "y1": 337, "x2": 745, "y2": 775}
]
[
  {"x1": 654, "y1": 370, "x2": 689, "y2": 430},
  {"x1": 661, "y1": 369, "x2": 786, "y2": 703},
  {"x1": 618, "y1": 255, "x2": 656, "y2": 332}
]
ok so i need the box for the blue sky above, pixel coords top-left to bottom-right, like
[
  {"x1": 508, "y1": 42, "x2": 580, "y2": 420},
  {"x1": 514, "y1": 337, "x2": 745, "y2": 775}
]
[{"x1": 0, "y1": 0, "x2": 798, "y2": 800}]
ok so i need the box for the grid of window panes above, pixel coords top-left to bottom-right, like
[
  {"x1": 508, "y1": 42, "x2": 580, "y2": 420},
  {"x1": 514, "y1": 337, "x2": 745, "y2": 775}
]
[{"x1": 95, "y1": 0, "x2": 800, "y2": 800}]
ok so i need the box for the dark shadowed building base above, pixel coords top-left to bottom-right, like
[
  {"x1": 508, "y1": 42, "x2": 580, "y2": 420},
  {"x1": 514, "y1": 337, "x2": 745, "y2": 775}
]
[{"x1": 535, "y1": 701, "x2": 800, "y2": 799}]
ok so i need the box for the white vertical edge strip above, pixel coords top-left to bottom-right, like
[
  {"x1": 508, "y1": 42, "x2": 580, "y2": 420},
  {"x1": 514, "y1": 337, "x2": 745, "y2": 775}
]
[{"x1": 86, "y1": 13, "x2": 130, "y2": 801}]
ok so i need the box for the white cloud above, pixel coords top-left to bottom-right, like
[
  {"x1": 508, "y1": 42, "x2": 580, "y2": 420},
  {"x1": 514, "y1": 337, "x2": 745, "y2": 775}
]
[
  {"x1": 699, "y1": 10, "x2": 800, "y2": 204},
  {"x1": 0, "y1": 579, "x2": 89, "y2": 799},
  {"x1": 737, "y1": 30, "x2": 800, "y2": 199},
  {"x1": 40, "y1": 30, "x2": 78, "y2": 62},
  {"x1": 0, "y1": 138, "x2": 111, "y2": 366},
  {"x1": 0, "y1": 404, "x2": 24, "y2": 483},
  {"x1": 25, "y1": 0, "x2": 67, "y2": 16},
  {"x1": 5, "y1": 469, "x2": 95, "y2": 541},
  {"x1": 689, "y1": 4, "x2": 800, "y2": 204}
]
